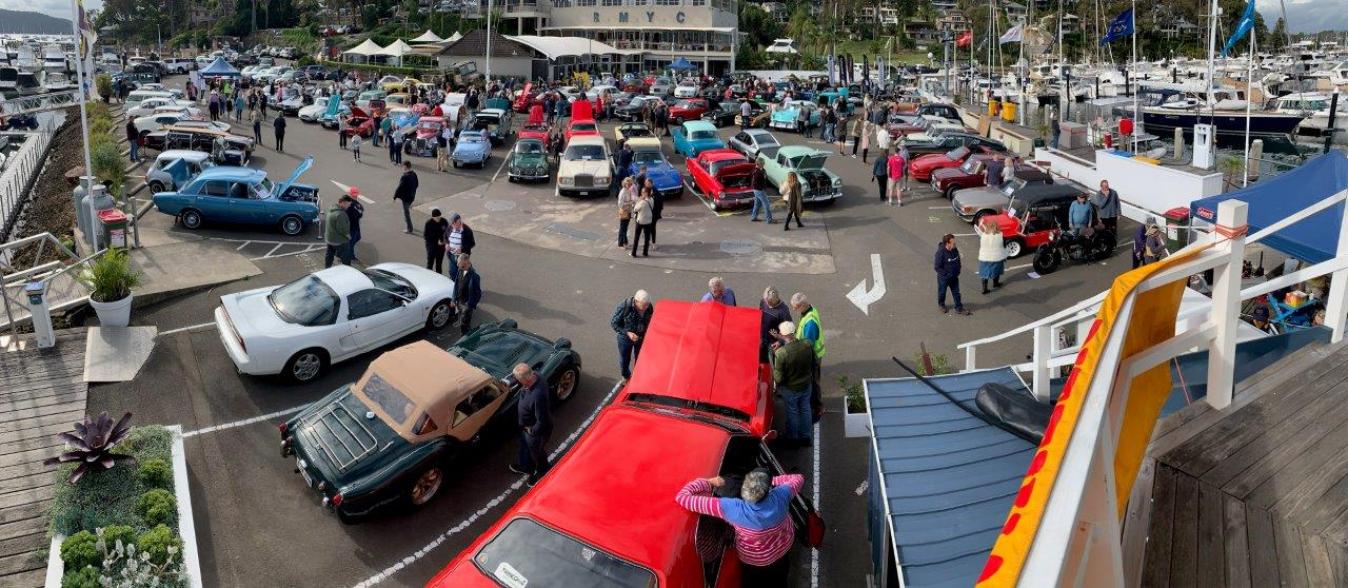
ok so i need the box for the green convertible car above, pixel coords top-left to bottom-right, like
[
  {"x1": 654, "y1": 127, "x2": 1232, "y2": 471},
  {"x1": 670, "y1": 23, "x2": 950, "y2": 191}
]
[
  {"x1": 506, "y1": 138, "x2": 550, "y2": 182},
  {"x1": 280, "y1": 320, "x2": 582, "y2": 522}
]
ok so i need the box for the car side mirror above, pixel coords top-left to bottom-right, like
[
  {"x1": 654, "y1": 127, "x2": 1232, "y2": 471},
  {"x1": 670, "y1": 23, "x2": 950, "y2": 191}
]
[{"x1": 553, "y1": 337, "x2": 572, "y2": 350}]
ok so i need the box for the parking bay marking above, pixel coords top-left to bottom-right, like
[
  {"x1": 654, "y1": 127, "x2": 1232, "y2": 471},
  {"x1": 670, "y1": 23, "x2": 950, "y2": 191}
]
[
  {"x1": 182, "y1": 405, "x2": 309, "y2": 439},
  {"x1": 350, "y1": 380, "x2": 625, "y2": 588}
]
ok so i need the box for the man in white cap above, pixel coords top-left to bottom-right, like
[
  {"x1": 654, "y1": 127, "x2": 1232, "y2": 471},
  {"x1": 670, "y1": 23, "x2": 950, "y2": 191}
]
[{"x1": 773, "y1": 321, "x2": 816, "y2": 447}]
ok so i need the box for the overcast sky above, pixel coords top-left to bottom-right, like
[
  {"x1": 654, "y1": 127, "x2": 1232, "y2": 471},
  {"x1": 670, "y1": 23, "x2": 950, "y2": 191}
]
[{"x1": 4, "y1": 0, "x2": 1345, "y2": 34}]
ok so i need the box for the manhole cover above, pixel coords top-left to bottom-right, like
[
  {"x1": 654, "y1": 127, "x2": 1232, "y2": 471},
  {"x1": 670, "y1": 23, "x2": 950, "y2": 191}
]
[
  {"x1": 484, "y1": 200, "x2": 517, "y2": 212},
  {"x1": 720, "y1": 239, "x2": 762, "y2": 255}
]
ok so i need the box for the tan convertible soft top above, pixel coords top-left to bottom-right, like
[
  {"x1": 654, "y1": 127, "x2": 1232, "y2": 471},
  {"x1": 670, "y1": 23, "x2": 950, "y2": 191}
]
[{"x1": 352, "y1": 341, "x2": 495, "y2": 442}]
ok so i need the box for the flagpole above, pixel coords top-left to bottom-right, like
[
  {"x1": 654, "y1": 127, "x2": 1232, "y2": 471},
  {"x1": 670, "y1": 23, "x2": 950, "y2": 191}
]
[
  {"x1": 69, "y1": 0, "x2": 98, "y2": 251},
  {"x1": 1131, "y1": 0, "x2": 1139, "y2": 151},
  {"x1": 1243, "y1": 32, "x2": 1254, "y2": 187}
]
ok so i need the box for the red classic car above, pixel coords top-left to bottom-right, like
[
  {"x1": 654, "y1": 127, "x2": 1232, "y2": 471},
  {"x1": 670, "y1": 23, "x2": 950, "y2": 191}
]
[
  {"x1": 909, "y1": 146, "x2": 989, "y2": 182},
  {"x1": 518, "y1": 104, "x2": 550, "y2": 146},
  {"x1": 340, "y1": 106, "x2": 375, "y2": 138},
  {"x1": 563, "y1": 100, "x2": 599, "y2": 143},
  {"x1": 668, "y1": 98, "x2": 710, "y2": 124},
  {"x1": 512, "y1": 82, "x2": 536, "y2": 113},
  {"x1": 424, "y1": 302, "x2": 820, "y2": 588},
  {"x1": 932, "y1": 156, "x2": 1052, "y2": 199},
  {"x1": 404, "y1": 116, "x2": 446, "y2": 157},
  {"x1": 687, "y1": 149, "x2": 756, "y2": 210}
]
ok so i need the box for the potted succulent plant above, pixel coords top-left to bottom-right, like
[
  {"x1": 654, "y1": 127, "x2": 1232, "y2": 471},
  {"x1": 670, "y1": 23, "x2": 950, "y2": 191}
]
[
  {"x1": 839, "y1": 375, "x2": 870, "y2": 438},
  {"x1": 77, "y1": 249, "x2": 142, "y2": 327}
]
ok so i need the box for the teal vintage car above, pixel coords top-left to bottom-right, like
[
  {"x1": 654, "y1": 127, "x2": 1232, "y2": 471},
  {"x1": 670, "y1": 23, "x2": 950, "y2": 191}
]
[
  {"x1": 670, "y1": 120, "x2": 725, "y2": 158},
  {"x1": 758, "y1": 145, "x2": 843, "y2": 204},
  {"x1": 281, "y1": 320, "x2": 582, "y2": 522},
  {"x1": 507, "y1": 138, "x2": 550, "y2": 182}
]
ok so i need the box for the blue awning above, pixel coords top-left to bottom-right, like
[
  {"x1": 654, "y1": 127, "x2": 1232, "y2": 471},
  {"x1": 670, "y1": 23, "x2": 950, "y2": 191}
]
[
  {"x1": 865, "y1": 368, "x2": 1037, "y2": 587},
  {"x1": 1190, "y1": 150, "x2": 1348, "y2": 263},
  {"x1": 668, "y1": 57, "x2": 696, "y2": 71}
]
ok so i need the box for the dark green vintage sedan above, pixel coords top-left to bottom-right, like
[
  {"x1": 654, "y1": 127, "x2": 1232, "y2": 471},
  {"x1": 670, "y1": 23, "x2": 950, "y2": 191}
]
[
  {"x1": 506, "y1": 138, "x2": 550, "y2": 182},
  {"x1": 280, "y1": 319, "x2": 581, "y2": 522}
]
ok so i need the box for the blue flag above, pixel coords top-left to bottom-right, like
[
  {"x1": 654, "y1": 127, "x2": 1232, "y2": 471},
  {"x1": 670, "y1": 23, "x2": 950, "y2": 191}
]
[
  {"x1": 1222, "y1": 0, "x2": 1257, "y2": 57},
  {"x1": 1100, "y1": 8, "x2": 1134, "y2": 45}
]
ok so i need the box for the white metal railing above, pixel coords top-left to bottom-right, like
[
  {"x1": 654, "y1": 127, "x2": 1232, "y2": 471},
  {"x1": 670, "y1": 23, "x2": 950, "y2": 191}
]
[
  {"x1": 0, "y1": 120, "x2": 58, "y2": 239},
  {"x1": 959, "y1": 187, "x2": 1348, "y2": 401},
  {"x1": 0, "y1": 232, "x2": 94, "y2": 335},
  {"x1": 988, "y1": 187, "x2": 1348, "y2": 586}
]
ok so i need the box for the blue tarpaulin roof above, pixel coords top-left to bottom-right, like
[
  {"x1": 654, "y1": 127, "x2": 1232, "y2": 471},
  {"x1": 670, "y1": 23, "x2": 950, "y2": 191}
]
[
  {"x1": 199, "y1": 57, "x2": 241, "y2": 77},
  {"x1": 865, "y1": 368, "x2": 1037, "y2": 587},
  {"x1": 1190, "y1": 150, "x2": 1348, "y2": 263},
  {"x1": 668, "y1": 57, "x2": 696, "y2": 71}
]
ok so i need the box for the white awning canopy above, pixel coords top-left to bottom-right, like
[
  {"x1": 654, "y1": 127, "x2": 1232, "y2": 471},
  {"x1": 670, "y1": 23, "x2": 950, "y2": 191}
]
[
  {"x1": 343, "y1": 38, "x2": 384, "y2": 56},
  {"x1": 445, "y1": 31, "x2": 463, "y2": 44},
  {"x1": 505, "y1": 35, "x2": 640, "y2": 59},
  {"x1": 410, "y1": 30, "x2": 444, "y2": 43},
  {"x1": 375, "y1": 40, "x2": 415, "y2": 57}
]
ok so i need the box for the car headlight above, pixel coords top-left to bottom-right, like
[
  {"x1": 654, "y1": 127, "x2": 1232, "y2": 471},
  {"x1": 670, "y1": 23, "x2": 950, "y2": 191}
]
[
  {"x1": 596, "y1": 177, "x2": 610, "y2": 186},
  {"x1": 832, "y1": 178, "x2": 842, "y2": 187},
  {"x1": 961, "y1": 206, "x2": 975, "y2": 213},
  {"x1": 559, "y1": 177, "x2": 574, "y2": 186}
]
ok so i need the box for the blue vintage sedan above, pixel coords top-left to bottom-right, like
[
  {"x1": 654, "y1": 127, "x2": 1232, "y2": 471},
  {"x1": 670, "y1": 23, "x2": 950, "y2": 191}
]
[
  {"x1": 152, "y1": 157, "x2": 320, "y2": 235},
  {"x1": 451, "y1": 130, "x2": 491, "y2": 168},
  {"x1": 625, "y1": 138, "x2": 683, "y2": 199},
  {"x1": 670, "y1": 120, "x2": 725, "y2": 158},
  {"x1": 770, "y1": 99, "x2": 822, "y2": 132}
]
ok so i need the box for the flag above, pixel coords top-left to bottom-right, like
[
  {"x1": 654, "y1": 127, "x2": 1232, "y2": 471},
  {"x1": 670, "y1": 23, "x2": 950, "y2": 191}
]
[
  {"x1": 956, "y1": 31, "x2": 973, "y2": 48},
  {"x1": 1222, "y1": 0, "x2": 1257, "y2": 57},
  {"x1": 74, "y1": 0, "x2": 97, "y2": 58},
  {"x1": 1100, "y1": 8, "x2": 1134, "y2": 46},
  {"x1": 1000, "y1": 24, "x2": 1023, "y2": 44}
]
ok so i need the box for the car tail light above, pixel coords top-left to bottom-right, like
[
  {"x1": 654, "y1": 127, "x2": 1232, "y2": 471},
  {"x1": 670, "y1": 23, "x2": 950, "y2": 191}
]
[
  {"x1": 278, "y1": 422, "x2": 288, "y2": 435},
  {"x1": 331, "y1": 493, "x2": 343, "y2": 506}
]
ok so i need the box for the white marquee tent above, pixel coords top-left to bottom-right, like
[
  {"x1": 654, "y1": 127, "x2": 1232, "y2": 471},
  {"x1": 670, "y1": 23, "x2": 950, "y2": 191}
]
[
  {"x1": 410, "y1": 30, "x2": 444, "y2": 44},
  {"x1": 342, "y1": 38, "x2": 384, "y2": 63},
  {"x1": 375, "y1": 39, "x2": 416, "y2": 66}
]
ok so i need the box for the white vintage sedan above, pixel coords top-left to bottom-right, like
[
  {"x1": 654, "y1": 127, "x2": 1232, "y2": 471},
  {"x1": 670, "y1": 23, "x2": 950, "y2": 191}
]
[{"x1": 215, "y1": 263, "x2": 457, "y2": 383}]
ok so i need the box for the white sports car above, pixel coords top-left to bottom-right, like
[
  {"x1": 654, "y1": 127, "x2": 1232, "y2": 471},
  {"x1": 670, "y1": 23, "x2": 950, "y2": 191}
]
[
  {"x1": 297, "y1": 96, "x2": 333, "y2": 122},
  {"x1": 126, "y1": 97, "x2": 194, "y2": 118},
  {"x1": 215, "y1": 263, "x2": 458, "y2": 383}
]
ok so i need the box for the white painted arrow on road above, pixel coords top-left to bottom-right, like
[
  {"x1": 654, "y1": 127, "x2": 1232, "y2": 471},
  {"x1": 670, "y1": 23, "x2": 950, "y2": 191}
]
[{"x1": 847, "y1": 254, "x2": 886, "y2": 315}]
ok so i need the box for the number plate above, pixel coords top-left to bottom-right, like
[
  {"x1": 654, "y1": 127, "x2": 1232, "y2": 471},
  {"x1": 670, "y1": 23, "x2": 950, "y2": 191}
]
[{"x1": 296, "y1": 458, "x2": 313, "y2": 487}]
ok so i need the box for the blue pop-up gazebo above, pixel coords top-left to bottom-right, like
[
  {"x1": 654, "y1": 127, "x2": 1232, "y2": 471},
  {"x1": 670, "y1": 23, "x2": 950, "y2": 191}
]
[
  {"x1": 1191, "y1": 150, "x2": 1348, "y2": 263},
  {"x1": 198, "y1": 57, "x2": 241, "y2": 78},
  {"x1": 668, "y1": 57, "x2": 696, "y2": 71}
]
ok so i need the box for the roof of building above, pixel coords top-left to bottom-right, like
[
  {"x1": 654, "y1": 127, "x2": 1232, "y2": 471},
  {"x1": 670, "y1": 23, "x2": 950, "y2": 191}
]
[
  {"x1": 865, "y1": 367, "x2": 1037, "y2": 587},
  {"x1": 437, "y1": 29, "x2": 533, "y2": 58}
]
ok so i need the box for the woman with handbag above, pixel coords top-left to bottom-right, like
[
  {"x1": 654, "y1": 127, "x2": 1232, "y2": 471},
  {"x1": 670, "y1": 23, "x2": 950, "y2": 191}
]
[
  {"x1": 975, "y1": 217, "x2": 1006, "y2": 294},
  {"x1": 631, "y1": 189, "x2": 655, "y2": 257},
  {"x1": 617, "y1": 177, "x2": 636, "y2": 247},
  {"x1": 782, "y1": 172, "x2": 805, "y2": 231}
]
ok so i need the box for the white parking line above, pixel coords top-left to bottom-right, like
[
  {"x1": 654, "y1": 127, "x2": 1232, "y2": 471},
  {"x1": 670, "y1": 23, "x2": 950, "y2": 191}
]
[
  {"x1": 235, "y1": 241, "x2": 251, "y2": 251},
  {"x1": 158, "y1": 322, "x2": 217, "y2": 337},
  {"x1": 350, "y1": 380, "x2": 625, "y2": 588},
  {"x1": 489, "y1": 154, "x2": 511, "y2": 184},
  {"x1": 266, "y1": 243, "x2": 284, "y2": 257},
  {"x1": 182, "y1": 405, "x2": 309, "y2": 438},
  {"x1": 811, "y1": 420, "x2": 821, "y2": 588}
]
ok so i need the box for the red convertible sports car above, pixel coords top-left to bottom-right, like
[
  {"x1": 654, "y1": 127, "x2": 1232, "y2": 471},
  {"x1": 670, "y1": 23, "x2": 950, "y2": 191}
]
[
  {"x1": 518, "y1": 104, "x2": 550, "y2": 146},
  {"x1": 909, "y1": 146, "x2": 988, "y2": 182},
  {"x1": 512, "y1": 82, "x2": 536, "y2": 113},
  {"x1": 687, "y1": 148, "x2": 756, "y2": 210},
  {"x1": 564, "y1": 99, "x2": 599, "y2": 143},
  {"x1": 424, "y1": 302, "x2": 821, "y2": 588},
  {"x1": 340, "y1": 106, "x2": 375, "y2": 138}
]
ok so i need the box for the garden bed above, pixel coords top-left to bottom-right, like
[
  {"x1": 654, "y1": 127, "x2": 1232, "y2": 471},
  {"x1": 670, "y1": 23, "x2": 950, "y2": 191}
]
[{"x1": 44, "y1": 424, "x2": 201, "y2": 588}]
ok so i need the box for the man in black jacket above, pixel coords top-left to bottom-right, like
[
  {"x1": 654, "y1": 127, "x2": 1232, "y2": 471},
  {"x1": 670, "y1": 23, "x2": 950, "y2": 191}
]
[
  {"x1": 423, "y1": 208, "x2": 448, "y2": 273},
  {"x1": 393, "y1": 161, "x2": 418, "y2": 233},
  {"x1": 934, "y1": 234, "x2": 970, "y2": 315},
  {"x1": 125, "y1": 119, "x2": 141, "y2": 163},
  {"x1": 610, "y1": 289, "x2": 654, "y2": 382},
  {"x1": 453, "y1": 254, "x2": 481, "y2": 335},
  {"x1": 272, "y1": 113, "x2": 286, "y2": 152},
  {"x1": 509, "y1": 363, "x2": 552, "y2": 486}
]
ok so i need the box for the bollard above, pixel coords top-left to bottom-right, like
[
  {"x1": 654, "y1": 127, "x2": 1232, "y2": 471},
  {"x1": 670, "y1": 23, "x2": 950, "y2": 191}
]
[
  {"x1": 24, "y1": 281, "x2": 55, "y2": 349},
  {"x1": 1173, "y1": 127, "x2": 1185, "y2": 161}
]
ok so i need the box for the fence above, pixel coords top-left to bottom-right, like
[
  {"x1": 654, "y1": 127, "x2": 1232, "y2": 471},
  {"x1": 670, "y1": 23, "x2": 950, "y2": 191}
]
[
  {"x1": 0, "y1": 232, "x2": 95, "y2": 336},
  {"x1": 0, "y1": 116, "x2": 61, "y2": 243}
]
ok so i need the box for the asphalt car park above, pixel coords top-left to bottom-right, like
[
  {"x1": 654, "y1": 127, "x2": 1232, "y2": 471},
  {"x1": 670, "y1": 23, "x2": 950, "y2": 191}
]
[{"x1": 98, "y1": 75, "x2": 1133, "y2": 587}]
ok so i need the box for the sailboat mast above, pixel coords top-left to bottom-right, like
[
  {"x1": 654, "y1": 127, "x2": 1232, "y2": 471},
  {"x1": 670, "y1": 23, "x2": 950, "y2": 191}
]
[
  {"x1": 1243, "y1": 33, "x2": 1254, "y2": 186},
  {"x1": 1206, "y1": 0, "x2": 1219, "y2": 106},
  {"x1": 1131, "y1": 0, "x2": 1139, "y2": 150}
]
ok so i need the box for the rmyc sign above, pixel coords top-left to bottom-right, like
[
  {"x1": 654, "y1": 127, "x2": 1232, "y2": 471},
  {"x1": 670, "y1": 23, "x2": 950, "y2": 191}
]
[{"x1": 595, "y1": 10, "x2": 686, "y2": 23}]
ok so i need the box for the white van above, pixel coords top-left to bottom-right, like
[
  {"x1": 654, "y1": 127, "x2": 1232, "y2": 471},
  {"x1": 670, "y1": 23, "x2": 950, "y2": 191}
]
[{"x1": 124, "y1": 90, "x2": 175, "y2": 111}]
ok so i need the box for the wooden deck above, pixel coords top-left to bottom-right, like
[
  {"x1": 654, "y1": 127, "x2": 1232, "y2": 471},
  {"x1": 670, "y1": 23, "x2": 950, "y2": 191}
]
[
  {"x1": 0, "y1": 330, "x2": 87, "y2": 588},
  {"x1": 1142, "y1": 342, "x2": 1348, "y2": 587}
]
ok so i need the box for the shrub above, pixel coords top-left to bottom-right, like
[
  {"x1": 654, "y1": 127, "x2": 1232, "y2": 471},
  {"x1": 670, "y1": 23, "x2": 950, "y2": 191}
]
[
  {"x1": 49, "y1": 426, "x2": 173, "y2": 537},
  {"x1": 60, "y1": 531, "x2": 100, "y2": 571},
  {"x1": 100, "y1": 525, "x2": 138, "y2": 552},
  {"x1": 95, "y1": 74, "x2": 112, "y2": 102},
  {"x1": 137, "y1": 525, "x2": 182, "y2": 565},
  {"x1": 89, "y1": 140, "x2": 127, "y2": 195},
  {"x1": 136, "y1": 459, "x2": 173, "y2": 491},
  {"x1": 61, "y1": 565, "x2": 100, "y2": 588},
  {"x1": 136, "y1": 489, "x2": 177, "y2": 528}
]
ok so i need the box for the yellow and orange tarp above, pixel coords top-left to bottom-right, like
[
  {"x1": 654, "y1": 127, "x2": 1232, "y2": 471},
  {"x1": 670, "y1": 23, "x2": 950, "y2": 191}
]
[{"x1": 977, "y1": 243, "x2": 1213, "y2": 587}]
